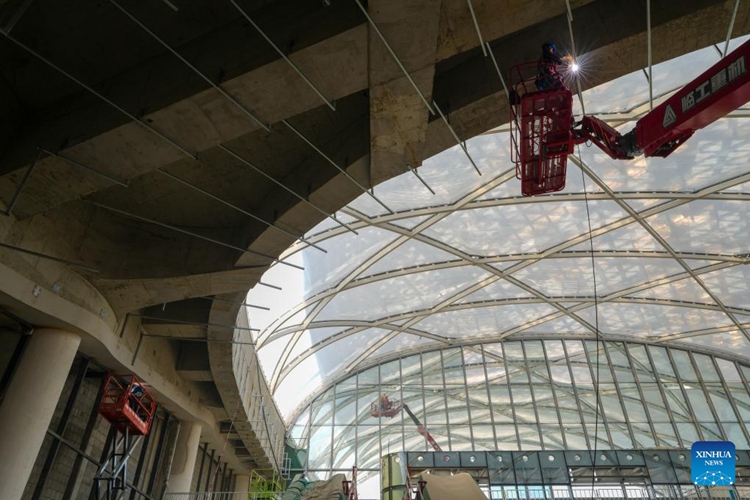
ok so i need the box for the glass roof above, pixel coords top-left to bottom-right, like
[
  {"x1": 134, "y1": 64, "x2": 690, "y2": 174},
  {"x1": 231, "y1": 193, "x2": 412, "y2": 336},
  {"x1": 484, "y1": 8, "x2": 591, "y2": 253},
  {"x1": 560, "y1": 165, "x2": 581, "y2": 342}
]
[{"x1": 248, "y1": 36, "x2": 750, "y2": 424}]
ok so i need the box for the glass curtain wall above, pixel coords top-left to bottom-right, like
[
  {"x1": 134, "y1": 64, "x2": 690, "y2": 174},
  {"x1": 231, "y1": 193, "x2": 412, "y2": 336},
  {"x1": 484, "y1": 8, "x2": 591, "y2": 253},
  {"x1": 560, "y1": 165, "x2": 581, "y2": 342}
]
[{"x1": 287, "y1": 341, "x2": 750, "y2": 499}]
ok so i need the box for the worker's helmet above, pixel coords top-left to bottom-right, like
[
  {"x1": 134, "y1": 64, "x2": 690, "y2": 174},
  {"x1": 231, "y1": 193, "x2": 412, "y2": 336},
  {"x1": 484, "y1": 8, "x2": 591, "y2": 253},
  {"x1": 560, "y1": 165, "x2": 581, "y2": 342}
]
[
  {"x1": 542, "y1": 41, "x2": 557, "y2": 53},
  {"x1": 131, "y1": 384, "x2": 144, "y2": 397}
]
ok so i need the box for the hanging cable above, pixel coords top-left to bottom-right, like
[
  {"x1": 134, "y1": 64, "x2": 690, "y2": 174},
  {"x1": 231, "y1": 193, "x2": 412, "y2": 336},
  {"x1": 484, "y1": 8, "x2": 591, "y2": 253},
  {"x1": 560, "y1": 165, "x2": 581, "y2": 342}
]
[{"x1": 578, "y1": 144, "x2": 602, "y2": 497}]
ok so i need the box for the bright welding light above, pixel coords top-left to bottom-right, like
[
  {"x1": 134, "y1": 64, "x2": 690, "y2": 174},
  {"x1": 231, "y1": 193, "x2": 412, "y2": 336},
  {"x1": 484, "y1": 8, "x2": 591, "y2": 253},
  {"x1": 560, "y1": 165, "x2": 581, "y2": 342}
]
[{"x1": 571, "y1": 62, "x2": 580, "y2": 72}]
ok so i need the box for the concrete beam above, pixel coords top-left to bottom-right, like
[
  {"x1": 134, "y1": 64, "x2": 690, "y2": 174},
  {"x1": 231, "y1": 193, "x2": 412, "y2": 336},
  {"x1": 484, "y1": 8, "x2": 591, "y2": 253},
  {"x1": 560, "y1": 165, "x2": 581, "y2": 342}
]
[
  {"x1": 176, "y1": 342, "x2": 214, "y2": 382},
  {"x1": 368, "y1": 0, "x2": 442, "y2": 184}
]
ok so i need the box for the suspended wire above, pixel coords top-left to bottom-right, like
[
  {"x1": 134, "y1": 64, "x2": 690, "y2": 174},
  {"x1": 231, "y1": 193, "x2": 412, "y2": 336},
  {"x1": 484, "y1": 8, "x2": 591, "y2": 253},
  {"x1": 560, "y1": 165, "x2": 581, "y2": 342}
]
[{"x1": 579, "y1": 145, "x2": 602, "y2": 496}]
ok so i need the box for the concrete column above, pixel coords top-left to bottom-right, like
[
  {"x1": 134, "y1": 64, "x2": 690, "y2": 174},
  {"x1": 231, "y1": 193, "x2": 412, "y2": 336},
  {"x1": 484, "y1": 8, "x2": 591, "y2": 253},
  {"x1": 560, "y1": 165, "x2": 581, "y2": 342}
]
[
  {"x1": 0, "y1": 328, "x2": 80, "y2": 500},
  {"x1": 165, "y1": 421, "x2": 203, "y2": 493},
  {"x1": 234, "y1": 474, "x2": 250, "y2": 498}
]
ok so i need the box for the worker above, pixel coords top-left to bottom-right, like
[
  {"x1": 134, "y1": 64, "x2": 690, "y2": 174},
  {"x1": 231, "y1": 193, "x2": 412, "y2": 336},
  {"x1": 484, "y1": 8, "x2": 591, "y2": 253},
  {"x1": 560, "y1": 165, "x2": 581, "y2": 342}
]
[
  {"x1": 380, "y1": 394, "x2": 390, "y2": 412},
  {"x1": 129, "y1": 383, "x2": 146, "y2": 420},
  {"x1": 535, "y1": 41, "x2": 569, "y2": 91}
]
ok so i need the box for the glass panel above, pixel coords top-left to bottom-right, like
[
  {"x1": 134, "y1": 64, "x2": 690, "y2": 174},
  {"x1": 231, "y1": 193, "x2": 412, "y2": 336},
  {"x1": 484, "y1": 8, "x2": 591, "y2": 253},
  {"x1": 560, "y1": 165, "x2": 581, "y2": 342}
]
[
  {"x1": 309, "y1": 425, "x2": 332, "y2": 469},
  {"x1": 693, "y1": 354, "x2": 720, "y2": 382}
]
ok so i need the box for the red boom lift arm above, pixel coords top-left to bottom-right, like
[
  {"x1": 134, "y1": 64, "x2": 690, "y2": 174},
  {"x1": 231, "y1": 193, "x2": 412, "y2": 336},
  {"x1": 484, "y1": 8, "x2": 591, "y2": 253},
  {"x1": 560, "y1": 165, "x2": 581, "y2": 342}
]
[
  {"x1": 371, "y1": 396, "x2": 443, "y2": 452},
  {"x1": 402, "y1": 404, "x2": 443, "y2": 453},
  {"x1": 576, "y1": 38, "x2": 750, "y2": 160}
]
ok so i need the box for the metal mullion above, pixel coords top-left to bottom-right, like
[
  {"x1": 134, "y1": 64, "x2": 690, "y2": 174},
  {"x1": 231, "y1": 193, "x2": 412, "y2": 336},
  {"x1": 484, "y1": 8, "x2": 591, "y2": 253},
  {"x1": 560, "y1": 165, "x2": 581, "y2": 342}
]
[
  {"x1": 618, "y1": 342, "x2": 661, "y2": 446},
  {"x1": 33, "y1": 357, "x2": 90, "y2": 500},
  {"x1": 710, "y1": 355, "x2": 750, "y2": 445},
  {"x1": 419, "y1": 353, "x2": 429, "y2": 451},
  {"x1": 460, "y1": 347, "x2": 476, "y2": 450},
  {"x1": 479, "y1": 345, "x2": 499, "y2": 448},
  {"x1": 440, "y1": 349, "x2": 453, "y2": 450},
  {"x1": 499, "y1": 344, "x2": 521, "y2": 449},
  {"x1": 195, "y1": 443, "x2": 206, "y2": 492},
  {"x1": 519, "y1": 342, "x2": 544, "y2": 448},
  {"x1": 688, "y1": 351, "x2": 727, "y2": 441},
  {"x1": 219, "y1": 465, "x2": 227, "y2": 493},
  {"x1": 541, "y1": 343, "x2": 568, "y2": 449},
  {"x1": 602, "y1": 343, "x2": 639, "y2": 448},
  {"x1": 641, "y1": 344, "x2": 684, "y2": 448},
  {"x1": 330, "y1": 382, "x2": 337, "y2": 470},
  {"x1": 437, "y1": 349, "x2": 453, "y2": 451},
  {"x1": 354, "y1": 369, "x2": 359, "y2": 467},
  {"x1": 581, "y1": 340, "x2": 613, "y2": 448},
  {"x1": 214, "y1": 462, "x2": 225, "y2": 493},
  {"x1": 287, "y1": 339, "x2": 750, "y2": 427},
  {"x1": 665, "y1": 348, "x2": 705, "y2": 441},
  {"x1": 204, "y1": 448, "x2": 216, "y2": 492},
  {"x1": 398, "y1": 357, "x2": 406, "y2": 453},
  {"x1": 377, "y1": 363, "x2": 383, "y2": 465},
  {"x1": 735, "y1": 362, "x2": 750, "y2": 447}
]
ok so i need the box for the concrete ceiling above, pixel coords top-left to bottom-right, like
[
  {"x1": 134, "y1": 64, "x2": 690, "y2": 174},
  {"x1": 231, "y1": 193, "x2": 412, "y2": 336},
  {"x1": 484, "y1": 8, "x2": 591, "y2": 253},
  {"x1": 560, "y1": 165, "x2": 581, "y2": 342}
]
[{"x1": 1, "y1": 0, "x2": 748, "y2": 475}]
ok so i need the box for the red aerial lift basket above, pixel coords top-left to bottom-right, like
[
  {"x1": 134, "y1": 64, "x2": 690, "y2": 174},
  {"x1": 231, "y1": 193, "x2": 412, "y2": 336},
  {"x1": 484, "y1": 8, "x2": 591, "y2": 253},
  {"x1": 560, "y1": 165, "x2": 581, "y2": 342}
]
[
  {"x1": 371, "y1": 399, "x2": 402, "y2": 418},
  {"x1": 509, "y1": 62, "x2": 574, "y2": 196},
  {"x1": 97, "y1": 373, "x2": 157, "y2": 435}
]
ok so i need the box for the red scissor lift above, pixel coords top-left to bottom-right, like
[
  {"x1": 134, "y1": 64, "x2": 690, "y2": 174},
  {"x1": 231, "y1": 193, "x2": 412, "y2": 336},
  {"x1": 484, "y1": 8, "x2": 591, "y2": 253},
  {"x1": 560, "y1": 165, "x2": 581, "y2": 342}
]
[
  {"x1": 95, "y1": 374, "x2": 157, "y2": 499},
  {"x1": 509, "y1": 61, "x2": 574, "y2": 196},
  {"x1": 98, "y1": 374, "x2": 157, "y2": 435}
]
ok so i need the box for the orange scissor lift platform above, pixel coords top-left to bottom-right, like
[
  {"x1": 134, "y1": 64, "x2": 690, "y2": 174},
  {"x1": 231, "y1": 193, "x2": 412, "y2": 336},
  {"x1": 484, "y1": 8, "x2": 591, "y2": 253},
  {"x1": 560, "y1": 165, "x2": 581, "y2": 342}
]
[
  {"x1": 509, "y1": 61, "x2": 575, "y2": 196},
  {"x1": 97, "y1": 374, "x2": 157, "y2": 436}
]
